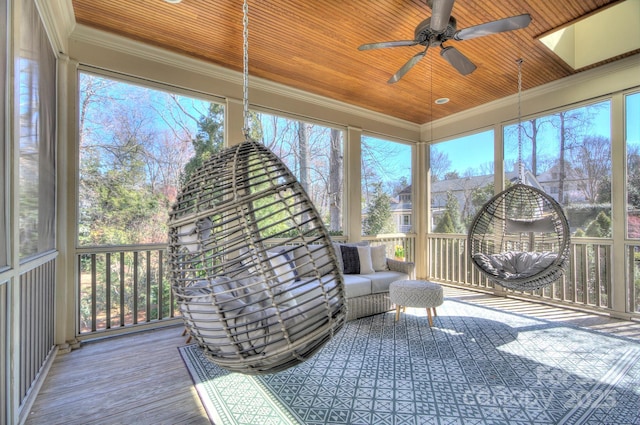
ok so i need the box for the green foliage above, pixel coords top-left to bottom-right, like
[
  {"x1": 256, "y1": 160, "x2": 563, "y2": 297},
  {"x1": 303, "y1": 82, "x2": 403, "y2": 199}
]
[
  {"x1": 582, "y1": 211, "x2": 612, "y2": 237},
  {"x1": 574, "y1": 228, "x2": 586, "y2": 237},
  {"x1": 585, "y1": 220, "x2": 603, "y2": 237},
  {"x1": 363, "y1": 183, "x2": 395, "y2": 235},
  {"x1": 596, "y1": 175, "x2": 611, "y2": 204},
  {"x1": 628, "y1": 153, "x2": 640, "y2": 209},
  {"x1": 435, "y1": 191, "x2": 464, "y2": 233},
  {"x1": 595, "y1": 211, "x2": 611, "y2": 236},
  {"x1": 182, "y1": 103, "x2": 225, "y2": 184},
  {"x1": 434, "y1": 210, "x2": 456, "y2": 233}
]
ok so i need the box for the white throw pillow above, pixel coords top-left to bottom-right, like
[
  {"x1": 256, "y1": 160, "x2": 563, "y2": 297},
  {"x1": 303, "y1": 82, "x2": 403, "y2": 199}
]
[
  {"x1": 370, "y1": 245, "x2": 388, "y2": 271},
  {"x1": 357, "y1": 245, "x2": 375, "y2": 275},
  {"x1": 267, "y1": 250, "x2": 298, "y2": 285}
]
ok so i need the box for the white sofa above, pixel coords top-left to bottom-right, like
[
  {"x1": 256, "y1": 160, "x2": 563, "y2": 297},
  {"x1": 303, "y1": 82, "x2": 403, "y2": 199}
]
[{"x1": 286, "y1": 242, "x2": 415, "y2": 321}]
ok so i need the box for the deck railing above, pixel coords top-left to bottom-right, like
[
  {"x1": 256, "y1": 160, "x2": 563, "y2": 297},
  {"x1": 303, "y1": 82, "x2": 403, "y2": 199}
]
[
  {"x1": 77, "y1": 245, "x2": 179, "y2": 336},
  {"x1": 77, "y1": 235, "x2": 417, "y2": 336},
  {"x1": 18, "y1": 256, "x2": 57, "y2": 408},
  {"x1": 362, "y1": 233, "x2": 416, "y2": 262},
  {"x1": 429, "y1": 233, "x2": 615, "y2": 311},
  {"x1": 78, "y1": 233, "x2": 635, "y2": 336},
  {"x1": 627, "y1": 244, "x2": 640, "y2": 314}
]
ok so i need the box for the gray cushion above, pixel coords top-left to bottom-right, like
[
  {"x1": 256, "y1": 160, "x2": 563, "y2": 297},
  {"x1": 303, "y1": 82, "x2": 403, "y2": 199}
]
[
  {"x1": 341, "y1": 274, "x2": 372, "y2": 298},
  {"x1": 473, "y1": 251, "x2": 558, "y2": 279},
  {"x1": 369, "y1": 271, "x2": 410, "y2": 294}
]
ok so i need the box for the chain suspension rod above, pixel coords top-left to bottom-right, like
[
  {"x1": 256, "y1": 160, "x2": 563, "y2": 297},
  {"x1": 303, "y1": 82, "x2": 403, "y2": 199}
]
[
  {"x1": 516, "y1": 58, "x2": 524, "y2": 183},
  {"x1": 242, "y1": 0, "x2": 250, "y2": 138}
]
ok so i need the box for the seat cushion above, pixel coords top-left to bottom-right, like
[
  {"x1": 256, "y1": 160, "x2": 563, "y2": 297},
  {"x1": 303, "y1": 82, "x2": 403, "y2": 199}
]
[
  {"x1": 369, "y1": 270, "x2": 410, "y2": 294},
  {"x1": 341, "y1": 274, "x2": 373, "y2": 298}
]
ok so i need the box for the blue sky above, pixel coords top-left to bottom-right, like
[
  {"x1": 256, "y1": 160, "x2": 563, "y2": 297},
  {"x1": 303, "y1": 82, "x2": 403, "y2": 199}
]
[{"x1": 434, "y1": 98, "x2": 621, "y2": 176}]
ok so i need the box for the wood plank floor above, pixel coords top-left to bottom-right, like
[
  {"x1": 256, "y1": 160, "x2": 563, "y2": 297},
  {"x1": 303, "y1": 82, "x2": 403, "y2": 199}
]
[
  {"x1": 25, "y1": 286, "x2": 640, "y2": 425},
  {"x1": 25, "y1": 325, "x2": 210, "y2": 425}
]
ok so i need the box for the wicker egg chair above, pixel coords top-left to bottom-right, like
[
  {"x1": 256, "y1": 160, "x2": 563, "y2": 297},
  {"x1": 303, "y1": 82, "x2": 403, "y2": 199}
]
[
  {"x1": 168, "y1": 140, "x2": 347, "y2": 375},
  {"x1": 467, "y1": 183, "x2": 571, "y2": 291}
]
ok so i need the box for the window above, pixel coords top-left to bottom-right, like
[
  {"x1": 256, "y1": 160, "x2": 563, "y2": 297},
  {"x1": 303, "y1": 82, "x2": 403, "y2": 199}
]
[
  {"x1": 626, "y1": 92, "x2": 640, "y2": 239},
  {"x1": 627, "y1": 92, "x2": 640, "y2": 313},
  {"x1": 18, "y1": 0, "x2": 56, "y2": 258},
  {"x1": 78, "y1": 72, "x2": 223, "y2": 246},
  {"x1": 0, "y1": 0, "x2": 7, "y2": 268},
  {"x1": 361, "y1": 136, "x2": 412, "y2": 235},
  {"x1": 504, "y1": 100, "x2": 611, "y2": 237},
  {"x1": 255, "y1": 111, "x2": 344, "y2": 234},
  {"x1": 430, "y1": 130, "x2": 494, "y2": 233}
]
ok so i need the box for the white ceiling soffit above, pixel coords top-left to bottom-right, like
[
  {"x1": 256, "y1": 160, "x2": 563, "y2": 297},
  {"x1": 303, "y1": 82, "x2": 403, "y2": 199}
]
[{"x1": 538, "y1": 0, "x2": 640, "y2": 70}]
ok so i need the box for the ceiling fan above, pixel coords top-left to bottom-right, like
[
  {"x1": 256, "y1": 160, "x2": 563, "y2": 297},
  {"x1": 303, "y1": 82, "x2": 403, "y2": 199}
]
[{"x1": 358, "y1": 0, "x2": 531, "y2": 83}]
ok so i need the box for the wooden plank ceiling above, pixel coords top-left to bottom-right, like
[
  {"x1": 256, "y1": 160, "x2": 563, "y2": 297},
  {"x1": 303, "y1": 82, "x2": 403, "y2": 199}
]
[{"x1": 71, "y1": 0, "x2": 632, "y2": 124}]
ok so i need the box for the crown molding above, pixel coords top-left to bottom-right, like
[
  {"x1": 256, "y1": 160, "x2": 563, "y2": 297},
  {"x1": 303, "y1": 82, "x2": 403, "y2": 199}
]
[
  {"x1": 69, "y1": 24, "x2": 419, "y2": 134},
  {"x1": 423, "y1": 53, "x2": 640, "y2": 134},
  {"x1": 35, "y1": 0, "x2": 75, "y2": 55}
]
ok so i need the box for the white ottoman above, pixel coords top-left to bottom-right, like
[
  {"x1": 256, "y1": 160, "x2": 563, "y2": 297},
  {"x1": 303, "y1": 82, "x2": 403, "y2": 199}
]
[{"x1": 389, "y1": 280, "x2": 443, "y2": 327}]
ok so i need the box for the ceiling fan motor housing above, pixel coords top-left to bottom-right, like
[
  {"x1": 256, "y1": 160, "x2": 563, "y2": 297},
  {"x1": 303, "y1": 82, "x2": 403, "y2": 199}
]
[{"x1": 415, "y1": 16, "x2": 458, "y2": 46}]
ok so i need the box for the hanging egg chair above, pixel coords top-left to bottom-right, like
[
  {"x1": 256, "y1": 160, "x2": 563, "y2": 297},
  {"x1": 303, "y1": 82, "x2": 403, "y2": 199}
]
[
  {"x1": 467, "y1": 183, "x2": 570, "y2": 291},
  {"x1": 168, "y1": 140, "x2": 346, "y2": 374},
  {"x1": 167, "y1": 0, "x2": 345, "y2": 375},
  {"x1": 467, "y1": 59, "x2": 570, "y2": 291}
]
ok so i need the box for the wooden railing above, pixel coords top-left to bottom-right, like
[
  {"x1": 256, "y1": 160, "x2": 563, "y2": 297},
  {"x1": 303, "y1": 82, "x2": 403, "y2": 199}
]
[
  {"x1": 1, "y1": 279, "x2": 7, "y2": 418},
  {"x1": 78, "y1": 233, "x2": 634, "y2": 336},
  {"x1": 77, "y1": 235, "x2": 418, "y2": 336},
  {"x1": 19, "y1": 256, "x2": 56, "y2": 407},
  {"x1": 627, "y1": 244, "x2": 640, "y2": 315},
  {"x1": 77, "y1": 245, "x2": 179, "y2": 336},
  {"x1": 429, "y1": 233, "x2": 615, "y2": 311},
  {"x1": 362, "y1": 233, "x2": 416, "y2": 263}
]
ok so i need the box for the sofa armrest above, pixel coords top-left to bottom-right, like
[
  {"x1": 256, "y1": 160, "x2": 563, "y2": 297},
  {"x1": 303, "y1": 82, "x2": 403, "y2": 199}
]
[{"x1": 386, "y1": 258, "x2": 415, "y2": 279}]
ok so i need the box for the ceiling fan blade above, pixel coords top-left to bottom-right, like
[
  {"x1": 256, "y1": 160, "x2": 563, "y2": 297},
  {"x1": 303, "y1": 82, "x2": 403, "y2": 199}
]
[
  {"x1": 440, "y1": 46, "x2": 476, "y2": 75},
  {"x1": 358, "y1": 40, "x2": 419, "y2": 51},
  {"x1": 454, "y1": 14, "x2": 532, "y2": 40},
  {"x1": 388, "y1": 48, "x2": 428, "y2": 84},
  {"x1": 430, "y1": 0, "x2": 455, "y2": 33}
]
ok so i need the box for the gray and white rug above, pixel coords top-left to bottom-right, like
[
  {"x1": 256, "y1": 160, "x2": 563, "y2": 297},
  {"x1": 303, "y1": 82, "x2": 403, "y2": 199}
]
[{"x1": 179, "y1": 299, "x2": 640, "y2": 425}]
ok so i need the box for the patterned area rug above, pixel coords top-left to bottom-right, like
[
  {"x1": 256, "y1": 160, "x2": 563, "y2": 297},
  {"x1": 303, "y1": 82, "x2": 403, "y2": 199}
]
[{"x1": 179, "y1": 299, "x2": 640, "y2": 425}]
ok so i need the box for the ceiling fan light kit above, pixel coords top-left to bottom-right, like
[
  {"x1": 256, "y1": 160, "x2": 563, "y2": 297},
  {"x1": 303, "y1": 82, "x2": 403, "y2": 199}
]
[{"x1": 359, "y1": 0, "x2": 531, "y2": 83}]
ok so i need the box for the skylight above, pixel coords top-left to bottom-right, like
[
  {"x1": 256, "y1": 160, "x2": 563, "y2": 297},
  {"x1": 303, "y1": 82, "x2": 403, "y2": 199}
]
[{"x1": 538, "y1": 0, "x2": 640, "y2": 69}]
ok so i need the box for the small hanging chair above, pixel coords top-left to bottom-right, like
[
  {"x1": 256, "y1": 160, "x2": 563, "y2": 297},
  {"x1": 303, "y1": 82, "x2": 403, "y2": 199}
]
[
  {"x1": 467, "y1": 182, "x2": 570, "y2": 291},
  {"x1": 467, "y1": 58, "x2": 570, "y2": 291},
  {"x1": 168, "y1": 140, "x2": 346, "y2": 374}
]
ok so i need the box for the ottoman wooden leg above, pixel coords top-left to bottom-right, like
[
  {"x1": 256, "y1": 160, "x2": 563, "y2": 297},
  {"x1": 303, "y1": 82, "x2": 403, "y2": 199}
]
[
  {"x1": 433, "y1": 307, "x2": 437, "y2": 317},
  {"x1": 427, "y1": 308, "x2": 433, "y2": 327},
  {"x1": 395, "y1": 305, "x2": 401, "y2": 321}
]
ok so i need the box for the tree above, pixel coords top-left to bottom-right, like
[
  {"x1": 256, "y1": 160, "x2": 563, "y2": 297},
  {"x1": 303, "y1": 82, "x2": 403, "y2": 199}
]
[
  {"x1": 583, "y1": 211, "x2": 611, "y2": 237},
  {"x1": 430, "y1": 147, "x2": 452, "y2": 182},
  {"x1": 434, "y1": 210, "x2": 456, "y2": 233},
  {"x1": 435, "y1": 191, "x2": 463, "y2": 233},
  {"x1": 328, "y1": 128, "x2": 342, "y2": 232},
  {"x1": 595, "y1": 211, "x2": 611, "y2": 237},
  {"x1": 627, "y1": 145, "x2": 640, "y2": 209},
  {"x1": 297, "y1": 121, "x2": 310, "y2": 193},
  {"x1": 551, "y1": 104, "x2": 605, "y2": 205},
  {"x1": 362, "y1": 183, "x2": 395, "y2": 235},
  {"x1": 181, "y1": 103, "x2": 225, "y2": 184},
  {"x1": 570, "y1": 135, "x2": 611, "y2": 204},
  {"x1": 444, "y1": 171, "x2": 460, "y2": 180}
]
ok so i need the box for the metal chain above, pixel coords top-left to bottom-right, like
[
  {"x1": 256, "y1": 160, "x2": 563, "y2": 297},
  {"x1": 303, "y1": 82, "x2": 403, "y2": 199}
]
[
  {"x1": 516, "y1": 58, "x2": 524, "y2": 183},
  {"x1": 242, "y1": 0, "x2": 249, "y2": 138}
]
